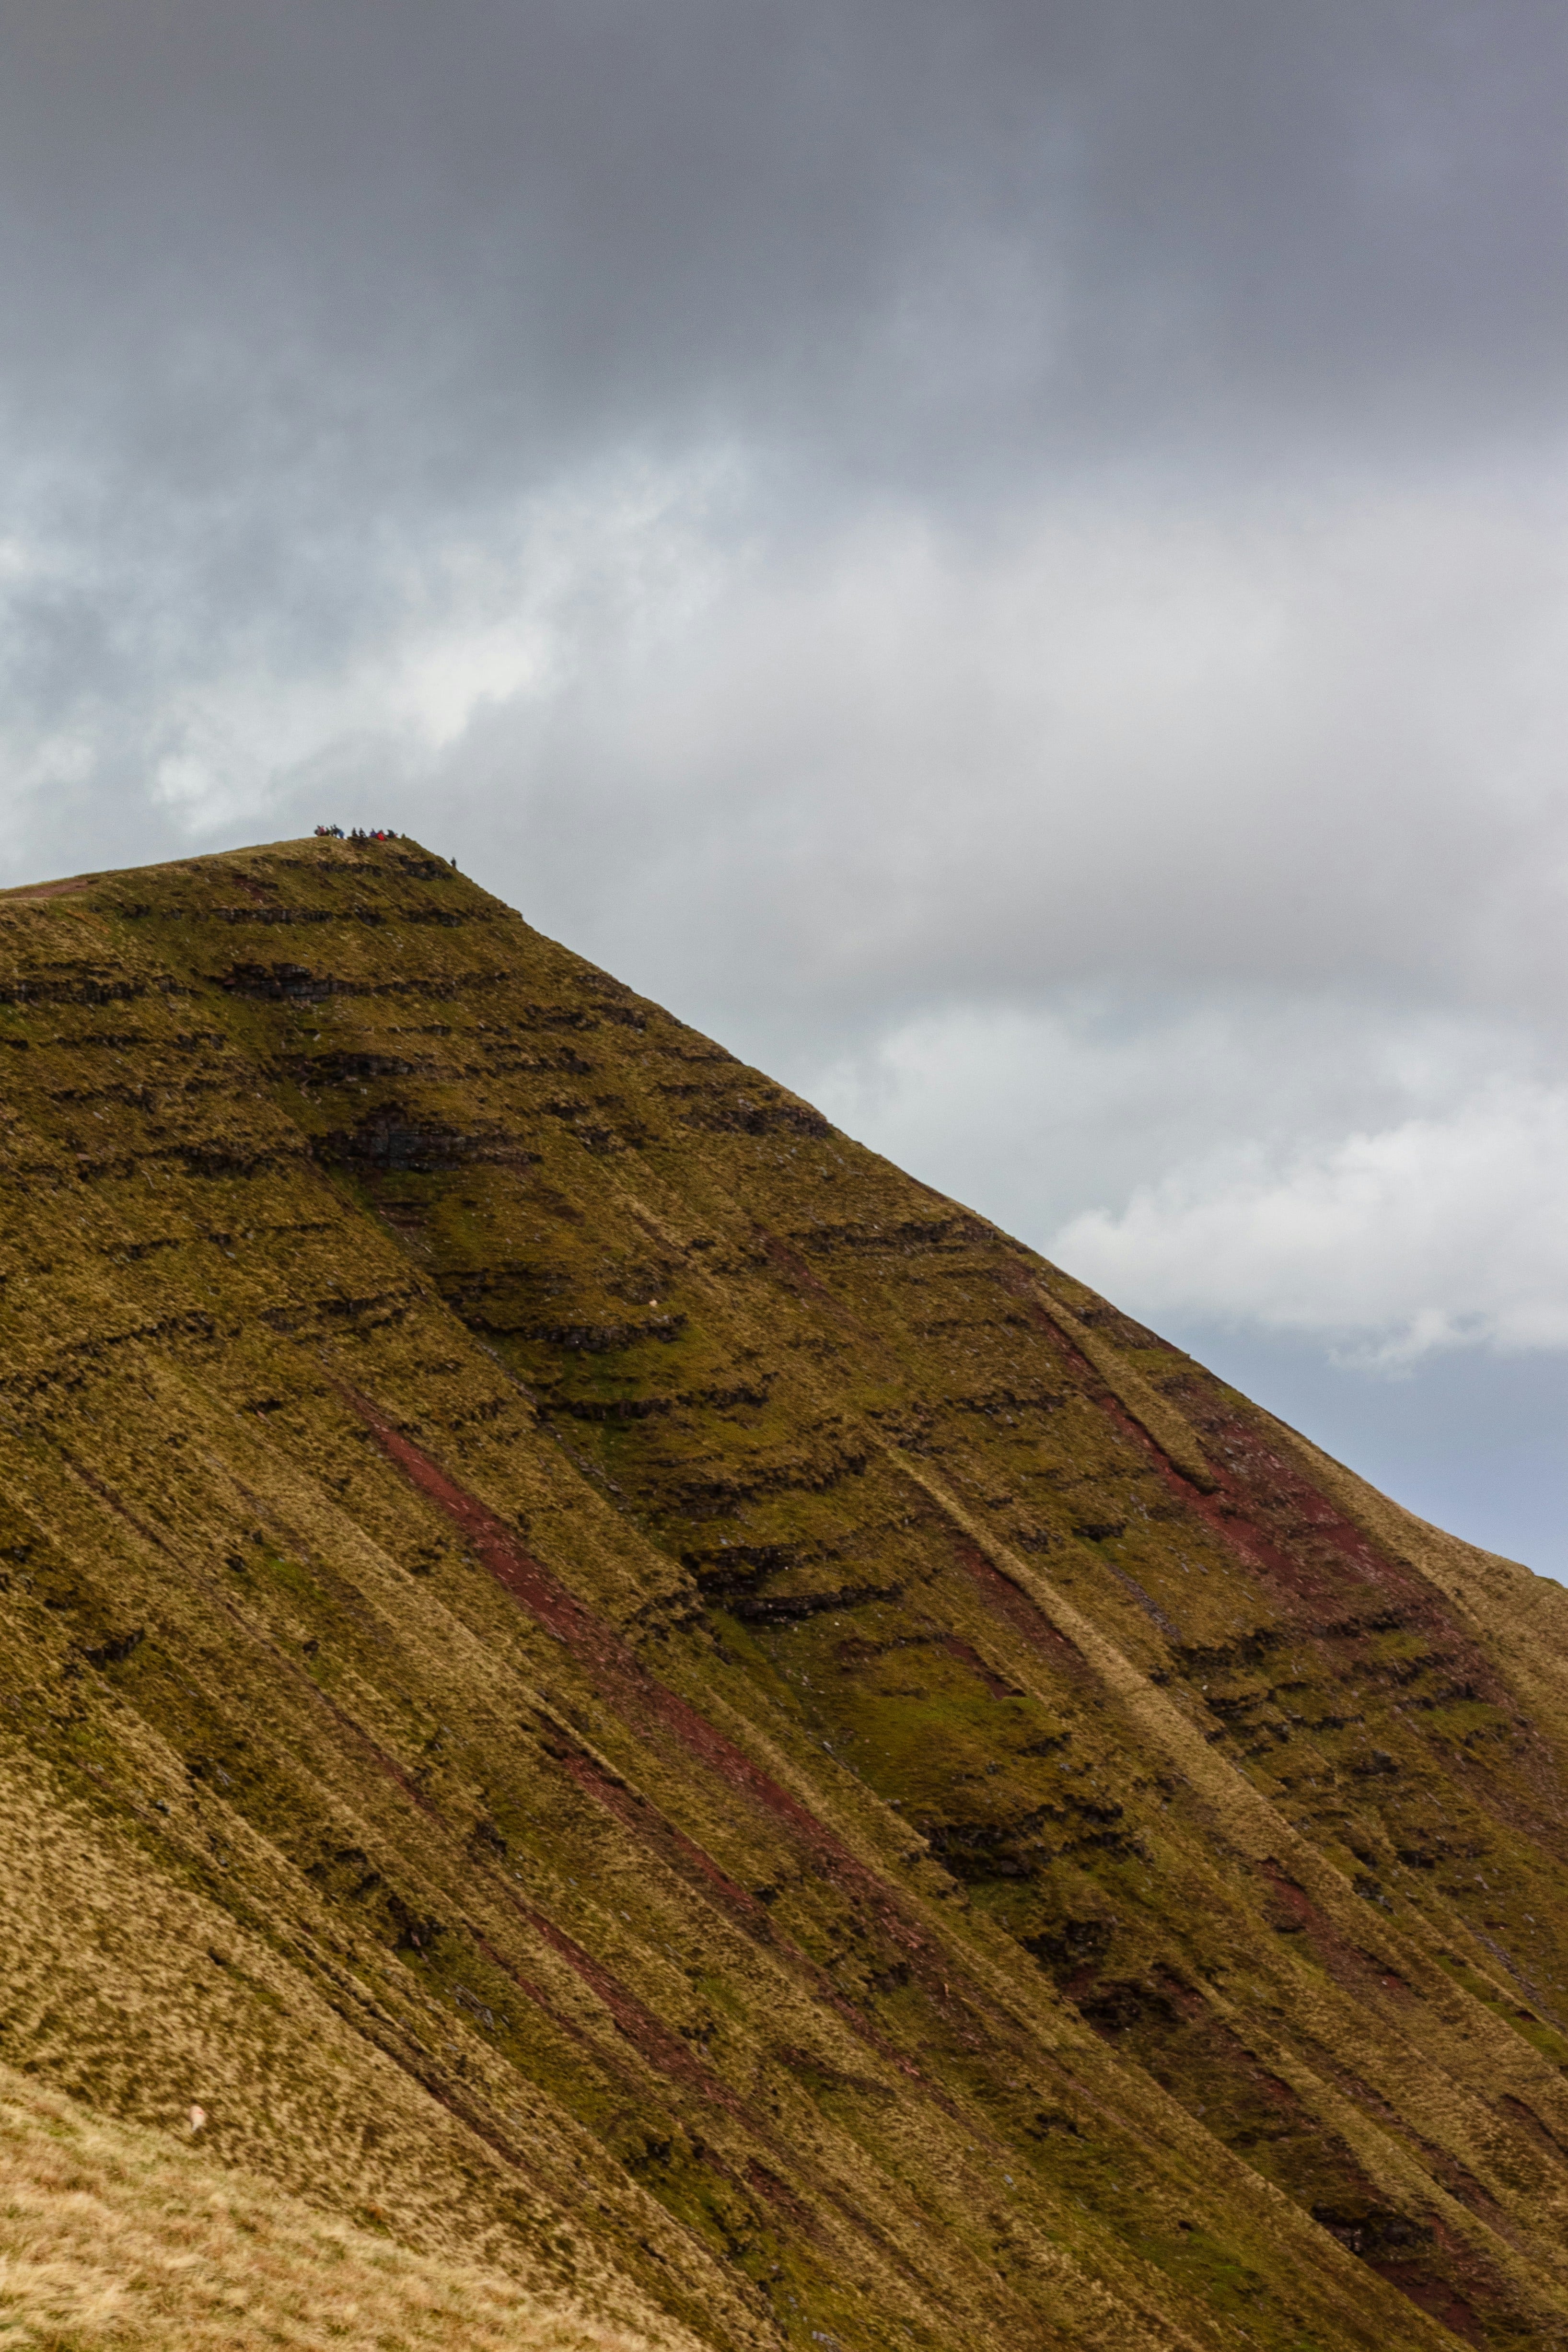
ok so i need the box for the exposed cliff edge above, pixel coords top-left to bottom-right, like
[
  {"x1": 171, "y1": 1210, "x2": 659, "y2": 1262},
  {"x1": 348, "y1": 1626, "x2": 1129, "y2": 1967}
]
[{"x1": 2, "y1": 837, "x2": 1568, "y2": 2351}]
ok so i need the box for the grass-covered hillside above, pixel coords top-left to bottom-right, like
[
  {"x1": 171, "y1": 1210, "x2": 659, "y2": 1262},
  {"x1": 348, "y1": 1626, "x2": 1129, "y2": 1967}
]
[{"x1": 2, "y1": 837, "x2": 1568, "y2": 2351}]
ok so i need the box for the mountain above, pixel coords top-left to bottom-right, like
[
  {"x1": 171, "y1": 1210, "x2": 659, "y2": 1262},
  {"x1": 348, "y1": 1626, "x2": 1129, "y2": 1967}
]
[{"x1": 2, "y1": 836, "x2": 1567, "y2": 2352}]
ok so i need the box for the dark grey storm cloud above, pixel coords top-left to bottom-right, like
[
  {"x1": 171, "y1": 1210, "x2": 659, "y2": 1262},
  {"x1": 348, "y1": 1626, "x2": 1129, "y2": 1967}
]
[
  {"x1": 0, "y1": 1, "x2": 1563, "y2": 482},
  {"x1": 2, "y1": 0, "x2": 1562, "y2": 919},
  {"x1": 1, "y1": 0, "x2": 1562, "y2": 806},
  {"x1": 0, "y1": 0, "x2": 1561, "y2": 872}
]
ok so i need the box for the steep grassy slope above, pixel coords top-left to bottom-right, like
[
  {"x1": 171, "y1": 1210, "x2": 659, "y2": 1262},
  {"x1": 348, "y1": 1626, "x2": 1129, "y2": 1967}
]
[
  {"x1": 2, "y1": 836, "x2": 1568, "y2": 2352},
  {"x1": 0, "y1": 2062, "x2": 664, "y2": 2350}
]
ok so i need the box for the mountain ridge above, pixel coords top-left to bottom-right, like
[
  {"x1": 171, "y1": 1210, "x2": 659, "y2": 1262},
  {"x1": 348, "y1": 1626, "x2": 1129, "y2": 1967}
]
[{"x1": 2, "y1": 835, "x2": 1568, "y2": 2350}]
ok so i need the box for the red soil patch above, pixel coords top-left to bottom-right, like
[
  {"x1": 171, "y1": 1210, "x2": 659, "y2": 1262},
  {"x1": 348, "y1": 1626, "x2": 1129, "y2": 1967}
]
[
  {"x1": 545, "y1": 1723, "x2": 941, "y2": 2093},
  {"x1": 945, "y1": 1536, "x2": 1093, "y2": 1687},
  {"x1": 546, "y1": 1734, "x2": 778, "y2": 1936},
  {"x1": 1367, "y1": 2265, "x2": 1484, "y2": 2348},
  {"x1": 1258, "y1": 1863, "x2": 1417, "y2": 2006},
  {"x1": 515, "y1": 1901, "x2": 750, "y2": 2113},
  {"x1": 755, "y1": 1227, "x2": 871, "y2": 1334},
  {"x1": 343, "y1": 1389, "x2": 1026, "y2": 2048},
  {"x1": 743, "y1": 2159, "x2": 818, "y2": 2232},
  {"x1": 938, "y1": 1633, "x2": 1024, "y2": 1699},
  {"x1": 346, "y1": 1388, "x2": 843, "y2": 1852},
  {"x1": 1006, "y1": 1283, "x2": 1516, "y2": 1723}
]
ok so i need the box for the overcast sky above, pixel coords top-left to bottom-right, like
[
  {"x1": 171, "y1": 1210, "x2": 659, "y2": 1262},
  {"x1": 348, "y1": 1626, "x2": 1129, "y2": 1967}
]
[{"x1": 3, "y1": 1, "x2": 1567, "y2": 1571}]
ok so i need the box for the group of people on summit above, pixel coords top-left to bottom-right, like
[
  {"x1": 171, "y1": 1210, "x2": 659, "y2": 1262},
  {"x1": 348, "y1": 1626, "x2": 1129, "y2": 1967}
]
[{"x1": 313, "y1": 825, "x2": 401, "y2": 841}]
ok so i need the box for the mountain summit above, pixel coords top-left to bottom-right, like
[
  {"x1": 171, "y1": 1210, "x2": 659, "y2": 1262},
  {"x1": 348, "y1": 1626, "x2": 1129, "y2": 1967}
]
[{"x1": 2, "y1": 837, "x2": 1567, "y2": 2352}]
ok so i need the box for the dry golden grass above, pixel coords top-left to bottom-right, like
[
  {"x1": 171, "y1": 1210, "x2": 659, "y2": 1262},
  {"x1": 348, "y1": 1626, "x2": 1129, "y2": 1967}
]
[{"x1": 0, "y1": 2068, "x2": 671, "y2": 2352}]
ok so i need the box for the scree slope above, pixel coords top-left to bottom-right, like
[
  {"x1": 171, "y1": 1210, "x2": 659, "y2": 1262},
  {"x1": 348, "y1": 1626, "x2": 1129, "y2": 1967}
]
[{"x1": 2, "y1": 837, "x2": 1568, "y2": 2352}]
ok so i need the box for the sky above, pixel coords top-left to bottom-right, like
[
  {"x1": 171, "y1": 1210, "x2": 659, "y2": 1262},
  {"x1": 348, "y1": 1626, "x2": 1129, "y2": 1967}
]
[{"x1": 2, "y1": 1, "x2": 1566, "y2": 1571}]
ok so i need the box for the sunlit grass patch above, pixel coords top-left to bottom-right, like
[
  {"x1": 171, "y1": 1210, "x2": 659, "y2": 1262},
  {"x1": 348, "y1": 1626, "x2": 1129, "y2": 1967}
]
[{"x1": 0, "y1": 2067, "x2": 668, "y2": 2352}]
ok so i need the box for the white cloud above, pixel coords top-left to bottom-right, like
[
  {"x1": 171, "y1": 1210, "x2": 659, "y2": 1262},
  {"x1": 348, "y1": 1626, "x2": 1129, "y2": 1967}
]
[
  {"x1": 803, "y1": 994, "x2": 1568, "y2": 1368},
  {"x1": 419, "y1": 456, "x2": 1568, "y2": 1050},
  {"x1": 1054, "y1": 1078, "x2": 1568, "y2": 1364},
  {"x1": 0, "y1": 445, "x2": 742, "y2": 875}
]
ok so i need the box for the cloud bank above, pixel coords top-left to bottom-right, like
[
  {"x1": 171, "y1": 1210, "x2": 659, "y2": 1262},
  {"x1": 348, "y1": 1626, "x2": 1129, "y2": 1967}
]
[{"x1": 1059, "y1": 1081, "x2": 1568, "y2": 1364}]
